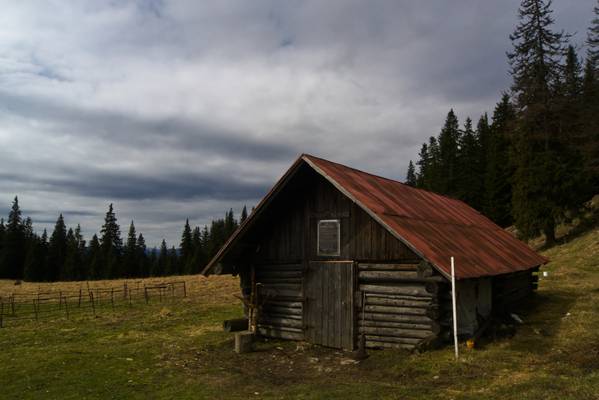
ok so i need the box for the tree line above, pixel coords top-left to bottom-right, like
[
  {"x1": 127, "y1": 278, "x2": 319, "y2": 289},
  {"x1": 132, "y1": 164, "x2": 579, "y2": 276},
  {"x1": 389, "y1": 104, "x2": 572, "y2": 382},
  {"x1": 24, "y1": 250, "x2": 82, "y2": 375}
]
[
  {"x1": 0, "y1": 197, "x2": 249, "y2": 282},
  {"x1": 406, "y1": 0, "x2": 599, "y2": 245}
]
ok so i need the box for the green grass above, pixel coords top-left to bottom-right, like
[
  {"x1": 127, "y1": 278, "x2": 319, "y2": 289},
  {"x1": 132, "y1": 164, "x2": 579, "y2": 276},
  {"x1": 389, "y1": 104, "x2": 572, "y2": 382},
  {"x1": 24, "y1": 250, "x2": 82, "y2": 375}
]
[{"x1": 1, "y1": 227, "x2": 599, "y2": 399}]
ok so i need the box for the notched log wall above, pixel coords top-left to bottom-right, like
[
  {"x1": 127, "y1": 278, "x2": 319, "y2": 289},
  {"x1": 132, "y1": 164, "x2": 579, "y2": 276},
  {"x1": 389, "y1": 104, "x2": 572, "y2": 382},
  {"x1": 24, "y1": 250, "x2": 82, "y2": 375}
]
[
  {"x1": 356, "y1": 262, "x2": 446, "y2": 350},
  {"x1": 255, "y1": 263, "x2": 304, "y2": 341}
]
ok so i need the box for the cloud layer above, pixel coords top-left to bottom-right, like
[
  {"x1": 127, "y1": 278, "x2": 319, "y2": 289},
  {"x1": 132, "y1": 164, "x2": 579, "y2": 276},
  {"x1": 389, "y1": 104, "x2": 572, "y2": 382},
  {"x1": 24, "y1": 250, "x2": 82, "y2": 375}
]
[{"x1": 0, "y1": 0, "x2": 594, "y2": 246}]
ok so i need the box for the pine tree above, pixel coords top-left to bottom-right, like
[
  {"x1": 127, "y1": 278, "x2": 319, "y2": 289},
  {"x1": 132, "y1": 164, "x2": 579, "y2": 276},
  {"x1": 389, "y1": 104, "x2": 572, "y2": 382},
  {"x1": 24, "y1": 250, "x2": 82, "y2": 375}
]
[
  {"x1": 88, "y1": 234, "x2": 102, "y2": 280},
  {"x1": 0, "y1": 197, "x2": 26, "y2": 279},
  {"x1": 240, "y1": 206, "x2": 248, "y2": 223},
  {"x1": 583, "y1": 2, "x2": 599, "y2": 192},
  {"x1": 61, "y1": 228, "x2": 76, "y2": 280},
  {"x1": 23, "y1": 229, "x2": 48, "y2": 282},
  {"x1": 588, "y1": 0, "x2": 599, "y2": 67},
  {"x1": 148, "y1": 248, "x2": 158, "y2": 277},
  {"x1": 485, "y1": 94, "x2": 517, "y2": 227},
  {"x1": 180, "y1": 219, "x2": 193, "y2": 274},
  {"x1": 136, "y1": 233, "x2": 148, "y2": 277},
  {"x1": 47, "y1": 214, "x2": 67, "y2": 281},
  {"x1": 100, "y1": 204, "x2": 122, "y2": 278},
  {"x1": 456, "y1": 117, "x2": 483, "y2": 209},
  {"x1": 437, "y1": 110, "x2": 461, "y2": 196},
  {"x1": 415, "y1": 143, "x2": 429, "y2": 188},
  {"x1": 166, "y1": 246, "x2": 179, "y2": 275},
  {"x1": 405, "y1": 161, "x2": 417, "y2": 187},
  {"x1": 508, "y1": 0, "x2": 581, "y2": 245},
  {"x1": 123, "y1": 221, "x2": 138, "y2": 277},
  {"x1": 224, "y1": 209, "x2": 237, "y2": 238},
  {"x1": 188, "y1": 226, "x2": 205, "y2": 274},
  {"x1": 157, "y1": 239, "x2": 168, "y2": 276}
]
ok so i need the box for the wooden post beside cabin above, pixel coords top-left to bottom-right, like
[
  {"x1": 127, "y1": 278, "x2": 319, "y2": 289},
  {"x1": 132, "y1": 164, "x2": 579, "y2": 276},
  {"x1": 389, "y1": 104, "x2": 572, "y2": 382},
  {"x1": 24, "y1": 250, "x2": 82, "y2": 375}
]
[{"x1": 202, "y1": 154, "x2": 548, "y2": 351}]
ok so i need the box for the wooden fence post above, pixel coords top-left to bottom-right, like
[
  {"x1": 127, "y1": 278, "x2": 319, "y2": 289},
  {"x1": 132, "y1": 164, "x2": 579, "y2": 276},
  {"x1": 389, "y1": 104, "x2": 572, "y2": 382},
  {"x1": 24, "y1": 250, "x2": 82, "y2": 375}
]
[
  {"x1": 183, "y1": 281, "x2": 187, "y2": 298},
  {"x1": 59, "y1": 291, "x2": 63, "y2": 310},
  {"x1": 111, "y1": 288, "x2": 115, "y2": 311},
  {"x1": 64, "y1": 295, "x2": 69, "y2": 320},
  {"x1": 90, "y1": 292, "x2": 96, "y2": 317},
  {"x1": 78, "y1": 289, "x2": 82, "y2": 308},
  {"x1": 124, "y1": 282, "x2": 128, "y2": 299},
  {"x1": 10, "y1": 294, "x2": 15, "y2": 316}
]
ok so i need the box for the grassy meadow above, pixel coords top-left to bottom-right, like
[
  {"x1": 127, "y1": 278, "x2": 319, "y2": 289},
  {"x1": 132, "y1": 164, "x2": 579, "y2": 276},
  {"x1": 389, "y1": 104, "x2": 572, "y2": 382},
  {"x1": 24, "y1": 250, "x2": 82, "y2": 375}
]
[{"x1": 1, "y1": 225, "x2": 599, "y2": 399}]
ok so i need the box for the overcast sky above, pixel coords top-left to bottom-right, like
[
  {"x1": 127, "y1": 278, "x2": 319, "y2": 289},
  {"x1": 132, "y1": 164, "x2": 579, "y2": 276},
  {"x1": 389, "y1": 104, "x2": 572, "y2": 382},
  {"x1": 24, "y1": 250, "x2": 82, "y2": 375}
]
[{"x1": 0, "y1": 0, "x2": 595, "y2": 247}]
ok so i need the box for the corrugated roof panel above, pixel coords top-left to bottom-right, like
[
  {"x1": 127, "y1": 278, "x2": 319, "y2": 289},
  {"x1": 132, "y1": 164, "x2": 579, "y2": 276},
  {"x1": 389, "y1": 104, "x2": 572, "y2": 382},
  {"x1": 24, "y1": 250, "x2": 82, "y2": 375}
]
[{"x1": 303, "y1": 154, "x2": 548, "y2": 279}]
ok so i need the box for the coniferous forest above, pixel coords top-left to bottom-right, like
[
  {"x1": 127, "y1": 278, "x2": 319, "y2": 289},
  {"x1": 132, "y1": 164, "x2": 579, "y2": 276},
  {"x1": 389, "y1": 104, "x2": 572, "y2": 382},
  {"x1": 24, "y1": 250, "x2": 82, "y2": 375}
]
[
  {"x1": 406, "y1": 0, "x2": 599, "y2": 245},
  {"x1": 0, "y1": 198, "x2": 249, "y2": 282}
]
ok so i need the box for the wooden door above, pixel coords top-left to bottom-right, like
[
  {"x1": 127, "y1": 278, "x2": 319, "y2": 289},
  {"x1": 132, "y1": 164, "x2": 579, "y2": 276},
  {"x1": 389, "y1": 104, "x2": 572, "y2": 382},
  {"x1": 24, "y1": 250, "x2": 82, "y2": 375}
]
[{"x1": 304, "y1": 261, "x2": 355, "y2": 350}]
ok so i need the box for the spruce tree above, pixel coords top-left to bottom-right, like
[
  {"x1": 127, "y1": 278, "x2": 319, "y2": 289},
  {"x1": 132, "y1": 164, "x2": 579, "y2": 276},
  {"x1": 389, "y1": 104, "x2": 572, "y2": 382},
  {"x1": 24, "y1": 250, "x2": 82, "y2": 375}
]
[
  {"x1": 405, "y1": 161, "x2": 417, "y2": 187},
  {"x1": 100, "y1": 204, "x2": 122, "y2": 278},
  {"x1": 123, "y1": 221, "x2": 138, "y2": 277},
  {"x1": 136, "y1": 233, "x2": 148, "y2": 277},
  {"x1": 62, "y1": 228, "x2": 76, "y2": 280},
  {"x1": 180, "y1": 219, "x2": 193, "y2": 274},
  {"x1": 485, "y1": 94, "x2": 516, "y2": 227},
  {"x1": 456, "y1": 117, "x2": 483, "y2": 209},
  {"x1": 240, "y1": 206, "x2": 248, "y2": 223},
  {"x1": 588, "y1": 0, "x2": 599, "y2": 66},
  {"x1": 437, "y1": 110, "x2": 461, "y2": 196},
  {"x1": 88, "y1": 234, "x2": 102, "y2": 280},
  {"x1": 157, "y1": 239, "x2": 168, "y2": 276},
  {"x1": 584, "y1": 2, "x2": 599, "y2": 192},
  {"x1": 415, "y1": 143, "x2": 429, "y2": 188},
  {"x1": 167, "y1": 246, "x2": 179, "y2": 276},
  {"x1": 47, "y1": 214, "x2": 67, "y2": 281},
  {"x1": 24, "y1": 230, "x2": 48, "y2": 282},
  {"x1": 508, "y1": 0, "x2": 582, "y2": 245},
  {"x1": 224, "y1": 209, "x2": 237, "y2": 238},
  {"x1": 0, "y1": 197, "x2": 26, "y2": 279}
]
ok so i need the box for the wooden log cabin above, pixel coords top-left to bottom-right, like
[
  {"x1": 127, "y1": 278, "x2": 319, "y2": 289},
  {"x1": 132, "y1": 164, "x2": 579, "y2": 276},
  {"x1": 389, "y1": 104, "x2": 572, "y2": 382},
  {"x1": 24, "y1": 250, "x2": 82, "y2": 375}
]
[{"x1": 202, "y1": 154, "x2": 548, "y2": 351}]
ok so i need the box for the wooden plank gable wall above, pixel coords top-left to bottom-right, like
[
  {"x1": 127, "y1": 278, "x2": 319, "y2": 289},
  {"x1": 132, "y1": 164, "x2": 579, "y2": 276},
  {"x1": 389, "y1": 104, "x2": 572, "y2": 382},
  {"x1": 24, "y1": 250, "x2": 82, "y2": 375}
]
[{"x1": 241, "y1": 171, "x2": 448, "y2": 350}]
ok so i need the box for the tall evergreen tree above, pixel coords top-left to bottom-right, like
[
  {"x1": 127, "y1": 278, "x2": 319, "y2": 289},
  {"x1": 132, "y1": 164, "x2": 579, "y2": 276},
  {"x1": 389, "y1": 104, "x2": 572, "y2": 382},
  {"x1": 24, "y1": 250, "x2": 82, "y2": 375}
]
[
  {"x1": 588, "y1": 0, "x2": 599, "y2": 66},
  {"x1": 508, "y1": 0, "x2": 582, "y2": 245},
  {"x1": 136, "y1": 233, "x2": 148, "y2": 277},
  {"x1": 583, "y1": 2, "x2": 599, "y2": 192},
  {"x1": 456, "y1": 117, "x2": 483, "y2": 209},
  {"x1": 485, "y1": 94, "x2": 517, "y2": 227},
  {"x1": 47, "y1": 214, "x2": 67, "y2": 281},
  {"x1": 437, "y1": 109, "x2": 461, "y2": 196},
  {"x1": 240, "y1": 206, "x2": 248, "y2": 223},
  {"x1": 405, "y1": 161, "x2": 417, "y2": 187},
  {"x1": 88, "y1": 234, "x2": 102, "y2": 280},
  {"x1": 24, "y1": 230, "x2": 48, "y2": 282},
  {"x1": 415, "y1": 143, "x2": 429, "y2": 189},
  {"x1": 123, "y1": 221, "x2": 138, "y2": 277},
  {"x1": 100, "y1": 204, "x2": 122, "y2": 278},
  {"x1": 224, "y1": 209, "x2": 237, "y2": 238},
  {"x1": 61, "y1": 228, "x2": 77, "y2": 280},
  {"x1": 0, "y1": 197, "x2": 26, "y2": 278},
  {"x1": 180, "y1": 219, "x2": 193, "y2": 274},
  {"x1": 156, "y1": 239, "x2": 168, "y2": 276}
]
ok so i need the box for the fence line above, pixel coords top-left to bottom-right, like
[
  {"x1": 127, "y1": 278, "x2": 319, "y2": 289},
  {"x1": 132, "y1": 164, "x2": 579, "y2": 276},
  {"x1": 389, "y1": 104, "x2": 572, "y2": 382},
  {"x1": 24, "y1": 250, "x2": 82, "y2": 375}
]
[{"x1": 0, "y1": 280, "x2": 187, "y2": 328}]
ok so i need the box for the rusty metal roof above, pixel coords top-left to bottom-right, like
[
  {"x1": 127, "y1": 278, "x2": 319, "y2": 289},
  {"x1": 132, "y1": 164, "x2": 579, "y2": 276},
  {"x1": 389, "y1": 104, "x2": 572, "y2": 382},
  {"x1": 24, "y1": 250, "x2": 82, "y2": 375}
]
[
  {"x1": 203, "y1": 154, "x2": 548, "y2": 278},
  {"x1": 303, "y1": 154, "x2": 548, "y2": 279}
]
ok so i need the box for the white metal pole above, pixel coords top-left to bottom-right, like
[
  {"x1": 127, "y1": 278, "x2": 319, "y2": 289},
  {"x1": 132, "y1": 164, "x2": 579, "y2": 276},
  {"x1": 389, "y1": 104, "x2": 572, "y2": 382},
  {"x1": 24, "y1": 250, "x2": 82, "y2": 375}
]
[{"x1": 451, "y1": 256, "x2": 459, "y2": 360}]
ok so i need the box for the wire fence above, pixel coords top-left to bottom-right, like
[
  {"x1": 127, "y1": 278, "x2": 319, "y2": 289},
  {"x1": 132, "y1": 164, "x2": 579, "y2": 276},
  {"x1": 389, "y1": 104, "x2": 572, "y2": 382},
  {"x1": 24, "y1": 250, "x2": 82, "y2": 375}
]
[{"x1": 0, "y1": 280, "x2": 187, "y2": 328}]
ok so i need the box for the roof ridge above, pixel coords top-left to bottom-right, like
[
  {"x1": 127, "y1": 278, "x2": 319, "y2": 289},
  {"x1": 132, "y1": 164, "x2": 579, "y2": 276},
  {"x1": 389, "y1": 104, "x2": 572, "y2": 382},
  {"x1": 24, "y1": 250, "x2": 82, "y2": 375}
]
[{"x1": 301, "y1": 153, "x2": 466, "y2": 204}]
